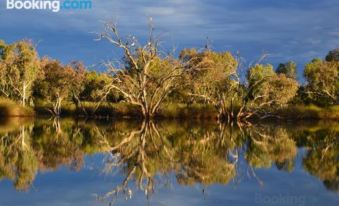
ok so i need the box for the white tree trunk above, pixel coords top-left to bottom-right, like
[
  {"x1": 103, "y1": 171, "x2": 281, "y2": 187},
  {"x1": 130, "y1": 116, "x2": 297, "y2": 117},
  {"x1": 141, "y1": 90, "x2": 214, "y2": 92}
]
[{"x1": 22, "y1": 81, "x2": 26, "y2": 106}]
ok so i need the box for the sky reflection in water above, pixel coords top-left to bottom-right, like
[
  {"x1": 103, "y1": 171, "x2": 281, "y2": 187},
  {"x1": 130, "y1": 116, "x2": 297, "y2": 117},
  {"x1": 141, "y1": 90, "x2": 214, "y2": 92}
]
[{"x1": 0, "y1": 118, "x2": 338, "y2": 206}]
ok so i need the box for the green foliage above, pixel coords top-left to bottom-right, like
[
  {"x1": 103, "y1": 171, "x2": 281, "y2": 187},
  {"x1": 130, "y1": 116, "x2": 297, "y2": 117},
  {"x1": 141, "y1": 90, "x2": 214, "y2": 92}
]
[
  {"x1": 266, "y1": 74, "x2": 299, "y2": 105},
  {"x1": 247, "y1": 64, "x2": 299, "y2": 108},
  {"x1": 273, "y1": 104, "x2": 339, "y2": 120},
  {"x1": 34, "y1": 59, "x2": 70, "y2": 100},
  {"x1": 178, "y1": 49, "x2": 240, "y2": 119},
  {"x1": 325, "y1": 48, "x2": 339, "y2": 62},
  {"x1": 276, "y1": 61, "x2": 297, "y2": 79},
  {"x1": 0, "y1": 38, "x2": 337, "y2": 120},
  {"x1": 304, "y1": 58, "x2": 338, "y2": 106},
  {"x1": 158, "y1": 103, "x2": 217, "y2": 119},
  {"x1": 33, "y1": 59, "x2": 87, "y2": 115},
  {"x1": 80, "y1": 71, "x2": 113, "y2": 101},
  {"x1": 180, "y1": 49, "x2": 238, "y2": 97},
  {"x1": 247, "y1": 64, "x2": 275, "y2": 86},
  {"x1": 0, "y1": 40, "x2": 41, "y2": 106}
]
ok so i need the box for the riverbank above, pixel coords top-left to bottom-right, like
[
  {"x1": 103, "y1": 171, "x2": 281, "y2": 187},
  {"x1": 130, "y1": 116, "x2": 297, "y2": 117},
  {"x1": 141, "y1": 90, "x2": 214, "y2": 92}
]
[
  {"x1": 34, "y1": 102, "x2": 217, "y2": 120},
  {"x1": 1, "y1": 99, "x2": 338, "y2": 121},
  {"x1": 32, "y1": 102, "x2": 339, "y2": 121},
  {"x1": 0, "y1": 98, "x2": 35, "y2": 117}
]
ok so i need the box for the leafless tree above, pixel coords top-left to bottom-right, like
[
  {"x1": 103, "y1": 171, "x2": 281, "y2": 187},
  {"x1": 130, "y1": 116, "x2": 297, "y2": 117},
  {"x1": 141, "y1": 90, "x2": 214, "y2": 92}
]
[{"x1": 97, "y1": 20, "x2": 185, "y2": 119}]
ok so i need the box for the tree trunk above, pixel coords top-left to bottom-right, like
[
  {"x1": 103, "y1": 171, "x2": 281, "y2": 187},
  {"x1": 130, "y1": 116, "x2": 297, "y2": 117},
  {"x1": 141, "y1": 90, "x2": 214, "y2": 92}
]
[
  {"x1": 73, "y1": 94, "x2": 88, "y2": 116},
  {"x1": 53, "y1": 97, "x2": 62, "y2": 116},
  {"x1": 22, "y1": 82, "x2": 26, "y2": 106},
  {"x1": 143, "y1": 108, "x2": 151, "y2": 121}
]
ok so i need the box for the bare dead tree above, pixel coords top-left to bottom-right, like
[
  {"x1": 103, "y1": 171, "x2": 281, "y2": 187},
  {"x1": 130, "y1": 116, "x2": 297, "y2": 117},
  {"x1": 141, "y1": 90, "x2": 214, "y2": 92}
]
[{"x1": 97, "y1": 20, "x2": 185, "y2": 119}]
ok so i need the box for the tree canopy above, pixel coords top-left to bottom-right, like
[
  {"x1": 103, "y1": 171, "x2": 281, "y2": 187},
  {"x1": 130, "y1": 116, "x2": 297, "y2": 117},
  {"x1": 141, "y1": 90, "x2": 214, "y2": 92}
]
[
  {"x1": 304, "y1": 58, "x2": 339, "y2": 105},
  {"x1": 276, "y1": 61, "x2": 297, "y2": 79},
  {"x1": 0, "y1": 40, "x2": 41, "y2": 106},
  {"x1": 0, "y1": 35, "x2": 337, "y2": 121}
]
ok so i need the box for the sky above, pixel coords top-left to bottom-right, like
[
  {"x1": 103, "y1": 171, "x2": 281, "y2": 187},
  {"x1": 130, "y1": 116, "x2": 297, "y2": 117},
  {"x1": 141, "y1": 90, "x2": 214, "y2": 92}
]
[{"x1": 0, "y1": 0, "x2": 338, "y2": 79}]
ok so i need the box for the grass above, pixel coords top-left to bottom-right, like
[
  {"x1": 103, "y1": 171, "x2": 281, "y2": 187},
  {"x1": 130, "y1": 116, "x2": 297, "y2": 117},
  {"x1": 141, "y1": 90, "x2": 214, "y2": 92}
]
[
  {"x1": 0, "y1": 98, "x2": 35, "y2": 117},
  {"x1": 80, "y1": 102, "x2": 141, "y2": 118},
  {"x1": 1, "y1": 97, "x2": 338, "y2": 121},
  {"x1": 274, "y1": 104, "x2": 339, "y2": 120},
  {"x1": 157, "y1": 103, "x2": 218, "y2": 120},
  {"x1": 35, "y1": 101, "x2": 142, "y2": 118},
  {"x1": 34, "y1": 101, "x2": 218, "y2": 119}
]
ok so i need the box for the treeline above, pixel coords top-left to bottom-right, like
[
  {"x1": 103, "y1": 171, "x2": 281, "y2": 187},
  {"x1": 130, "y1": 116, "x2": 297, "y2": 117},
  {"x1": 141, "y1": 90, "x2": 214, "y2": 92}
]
[{"x1": 0, "y1": 27, "x2": 338, "y2": 121}]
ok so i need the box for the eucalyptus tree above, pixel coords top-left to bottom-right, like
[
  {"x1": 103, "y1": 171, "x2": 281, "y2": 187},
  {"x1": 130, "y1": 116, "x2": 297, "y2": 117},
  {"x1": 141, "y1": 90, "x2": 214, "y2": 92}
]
[
  {"x1": 276, "y1": 61, "x2": 297, "y2": 79},
  {"x1": 325, "y1": 48, "x2": 339, "y2": 62},
  {"x1": 98, "y1": 22, "x2": 185, "y2": 119},
  {"x1": 303, "y1": 58, "x2": 338, "y2": 105},
  {"x1": 33, "y1": 59, "x2": 81, "y2": 116},
  {"x1": 80, "y1": 71, "x2": 113, "y2": 101},
  {"x1": 237, "y1": 64, "x2": 299, "y2": 120},
  {"x1": 179, "y1": 48, "x2": 239, "y2": 120},
  {"x1": 68, "y1": 61, "x2": 86, "y2": 112},
  {"x1": 0, "y1": 40, "x2": 41, "y2": 106},
  {"x1": 179, "y1": 50, "x2": 299, "y2": 122}
]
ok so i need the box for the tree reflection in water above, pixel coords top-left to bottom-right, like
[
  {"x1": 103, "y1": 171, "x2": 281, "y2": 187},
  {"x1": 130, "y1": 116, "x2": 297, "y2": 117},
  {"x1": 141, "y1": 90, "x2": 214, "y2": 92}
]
[
  {"x1": 0, "y1": 118, "x2": 337, "y2": 200},
  {"x1": 103, "y1": 121, "x2": 240, "y2": 200},
  {"x1": 300, "y1": 126, "x2": 338, "y2": 193},
  {"x1": 0, "y1": 122, "x2": 37, "y2": 191}
]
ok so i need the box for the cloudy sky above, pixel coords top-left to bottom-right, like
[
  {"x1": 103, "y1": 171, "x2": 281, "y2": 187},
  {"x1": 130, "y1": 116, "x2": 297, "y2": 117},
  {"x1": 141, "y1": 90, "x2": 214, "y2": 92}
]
[{"x1": 0, "y1": 0, "x2": 338, "y2": 78}]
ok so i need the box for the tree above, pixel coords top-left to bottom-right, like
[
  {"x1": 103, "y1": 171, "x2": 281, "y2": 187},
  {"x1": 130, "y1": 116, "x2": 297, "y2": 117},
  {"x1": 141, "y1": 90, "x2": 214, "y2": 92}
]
[
  {"x1": 325, "y1": 48, "x2": 339, "y2": 62},
  {"x1": 0, "y1": 40, "x2": 41, "y2": 106},
  {"x1": 304, "y1": 58, "x2": 339, "y2": 105},
  {"x1": 98, "y1": 22, "x2": 184, "y2": 119},
  {"x1": 276, "y1": 61, "x2": 297, "y2": 79},
  {"x1": 179, "y1": 51, "x2": 299, "y2": 122},
  {"x1": 247, "y1": 64, "x2": 276, "y2": 86},
  {"x1": 179, "y1": 48, "x2": 239, "y2": 120},
  {"x1": 236, "y1": 64, "x2": 299, "y2": 121},
  {"x1": 33, "y1": 59, "x2": 76, "y2": 116},
  {"x1": 80, "y1": 71, "x2": 114, "y2": 102},
  {"x1": 67, "y1": 61, "x2": 86, "y2": 113},
  {"x1": 247, "y1": 64, "x2": 299, "y2": 107}
]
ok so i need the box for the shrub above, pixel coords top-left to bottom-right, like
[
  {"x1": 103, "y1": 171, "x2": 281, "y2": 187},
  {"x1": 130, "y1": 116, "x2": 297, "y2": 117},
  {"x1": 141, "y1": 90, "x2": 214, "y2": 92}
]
[{"x1": 0, "y1": 98, "x2": 35, "y2": 117}]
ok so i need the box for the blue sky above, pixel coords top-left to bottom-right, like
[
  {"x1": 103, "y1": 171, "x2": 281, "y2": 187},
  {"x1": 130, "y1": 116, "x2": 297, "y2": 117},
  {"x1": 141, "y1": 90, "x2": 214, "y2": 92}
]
[{"x1": 0, "y1": 0, "x2": 338, "y2": 78}]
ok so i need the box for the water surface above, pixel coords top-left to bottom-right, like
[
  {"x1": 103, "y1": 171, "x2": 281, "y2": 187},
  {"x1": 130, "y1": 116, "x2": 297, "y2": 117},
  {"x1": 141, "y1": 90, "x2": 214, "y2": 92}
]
[{"x1": 0, "y1": 118, "x2": 338, "y2": 206}]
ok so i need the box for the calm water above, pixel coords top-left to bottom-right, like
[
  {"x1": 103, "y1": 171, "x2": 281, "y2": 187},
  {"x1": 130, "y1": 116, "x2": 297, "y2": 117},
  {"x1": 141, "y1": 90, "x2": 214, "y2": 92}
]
[{"x1": 0, "y1": 118, "x2": 338, "y2": 206}]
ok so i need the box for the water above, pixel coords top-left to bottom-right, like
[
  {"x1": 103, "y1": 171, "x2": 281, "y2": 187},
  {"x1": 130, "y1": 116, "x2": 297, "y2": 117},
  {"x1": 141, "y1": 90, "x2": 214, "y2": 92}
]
[{"x1": 0, "y1": 118, "x2": 338, "y2": 206}]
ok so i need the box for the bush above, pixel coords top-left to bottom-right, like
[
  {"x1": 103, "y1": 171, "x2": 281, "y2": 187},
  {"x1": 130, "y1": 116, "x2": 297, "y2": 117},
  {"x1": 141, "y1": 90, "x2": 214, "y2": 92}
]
[
  {"x1": 35, "y1": 101, "x2": 142, "y2": 118},
  {"x1": 157, "y1": 103, "x2": 218, "y2": 119},
  {"x1": 0, "y1": 98, "x2": 35, "y2": 117},
  {"x1": 275, "y1": 105, "x2": 339, "y2": 120},
  {"x1": 81, "y1": 102, "x2": 141, "y2": 118}
]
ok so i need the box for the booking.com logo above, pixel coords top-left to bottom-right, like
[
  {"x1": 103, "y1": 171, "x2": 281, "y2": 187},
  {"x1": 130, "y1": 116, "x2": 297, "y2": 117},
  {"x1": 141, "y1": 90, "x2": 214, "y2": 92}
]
[{"x1": 6, "y1": 0, "x2": 92, "y2": 12}]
